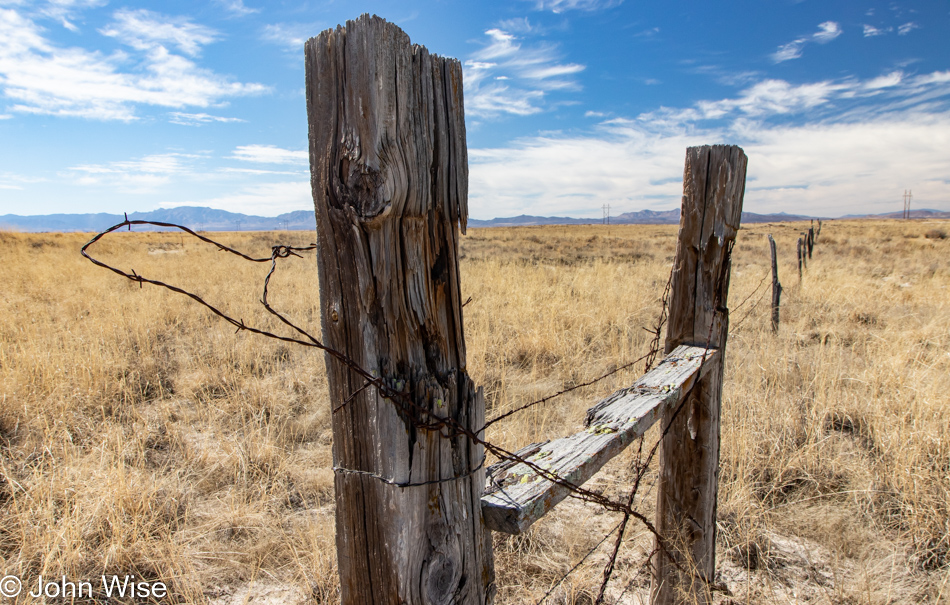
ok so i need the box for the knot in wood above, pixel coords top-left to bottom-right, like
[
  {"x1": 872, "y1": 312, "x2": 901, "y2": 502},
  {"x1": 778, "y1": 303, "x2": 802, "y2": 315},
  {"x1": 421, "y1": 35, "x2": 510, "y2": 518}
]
[
  {"x1": 336, "y1": 157, "x2": 391, "y2": 220},
  {"x1": 422, "y1": 550, "x2": 462, "y2": 605}
]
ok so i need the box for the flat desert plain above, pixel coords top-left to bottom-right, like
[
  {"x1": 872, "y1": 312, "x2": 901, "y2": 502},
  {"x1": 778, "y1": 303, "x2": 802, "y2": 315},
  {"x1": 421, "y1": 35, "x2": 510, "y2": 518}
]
[{"x1": 0, "y1": 220, "x2": 948, "y2": 603}]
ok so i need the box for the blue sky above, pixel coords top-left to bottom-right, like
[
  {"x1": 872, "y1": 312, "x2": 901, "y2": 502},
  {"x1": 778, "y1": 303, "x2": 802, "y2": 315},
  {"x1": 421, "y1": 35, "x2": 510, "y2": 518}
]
[{"x1": 0, "y1": 0, "x2": 947, "y2": 219}]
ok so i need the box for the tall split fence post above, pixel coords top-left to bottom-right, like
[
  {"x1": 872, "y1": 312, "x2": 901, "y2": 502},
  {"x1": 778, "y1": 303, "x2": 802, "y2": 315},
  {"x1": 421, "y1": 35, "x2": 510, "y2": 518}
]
[
  {"x1": 652, "y1": 145, "x2": 747, "y2": 605},
  {"x1": 305, "y1": 15, "x2": 494, "y2": 604},
  {"x1": 807, "y1": 227, "x2": 815, "y2": 260},
  {"x1": 768, "y1": 234, "x2": 781, "y2": 332}
]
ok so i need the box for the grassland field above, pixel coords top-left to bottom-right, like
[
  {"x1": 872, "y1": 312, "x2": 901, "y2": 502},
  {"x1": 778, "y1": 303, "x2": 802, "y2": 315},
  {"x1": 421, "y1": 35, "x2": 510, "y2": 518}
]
[{"x1": 0, "y1": 220, "x2": 948, "y2": 603}]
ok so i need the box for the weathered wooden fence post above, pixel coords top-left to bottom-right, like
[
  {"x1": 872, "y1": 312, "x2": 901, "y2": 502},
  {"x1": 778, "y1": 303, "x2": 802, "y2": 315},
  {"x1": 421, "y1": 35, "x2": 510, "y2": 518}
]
[
  {"x1": 768, "y1": 234, "x2": 781, "y2": 332},
  {"x1": 652, "y1": 145, "x2": 746, "y2": 605},
  {"x1": 797, "y1": 237, "x2": 803, "y2": 280},
  {"x1": 807, "y1": 227, "x2": 814, "y2": 259},
  {"x1": 305, "y1": 15, "x2": 494, "y2": 604}
]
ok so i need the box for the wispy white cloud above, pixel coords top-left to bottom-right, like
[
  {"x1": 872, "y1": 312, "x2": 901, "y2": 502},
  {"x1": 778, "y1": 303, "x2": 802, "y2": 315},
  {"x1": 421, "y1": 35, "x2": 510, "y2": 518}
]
[
  {"x1": 637, "y1": 69, "x2": 950, "y2": 126},
  {"x1": 772, "y1": 21, "x2": 842, "y2": 63},
  {"x1": 863, "y1": 24, "x2": 892, "y2": 37},
  {"x1": 100, "y1": 9, "x2": 219, "y2": 57},
  {"x1": 230, "y1": 144, "x2": 308, "y2": 165},
  {"x1": 913, "y1": 71, "x2": 950, "y2": 86},
  {"x1": 812, "y1": 21, "x2": 843, "y2": 42},
  {"x1": 495, "y1": 17, "x2": 537, "y2": 34},
  {"x1": 464, "y1": 27, "x2": 584, "y2": 118},
  {"x1": 469, "y1": 125, "x2": 700, "y2": 218},
  {"x1": 169, "y1": 112, "x2": 246, "y2": 126},
  {"x1": 466, "y1": 84, "x2": 545, "y2": 117},
  {"x1": 35, "y1": 0, "x2": 106, "y2": 32},
  {"x1": 0, "y1": 6, "x2": 267, "y2": 120},
  {"x1": 66, "y1": 153, "x2": 196, "y2": 191},
  {"x1": 527, "y1": 0, "x2": 623, "y2": 13},
  {"x1": 863, "y1": 71, "x2": 903, "y2": 90},
  {"x1": 469, "y1": 69, "x2": 950, "y2": 219},
  {"x1": 0, "y1": 171, "x2": 44, "y2": 190},
  {"x1": 59, "y1": 147, "x2": 310, "y2": 201},
  {"x1": 689, "y1": 65, "x2": 761, "y2": 87},
  {"x1": 214, "y1": 0, "x2": 258, "y2": 17},
  {"x1": 633, "y1": 26, "x2": 660, "y2": 38},
  {"x1": 36, "y1": 0, "x2": 105, "y2": 17},
  {"x1": 897, "y1": 22, "x2": 919, "y2": 35},
  {"x1": 218, "y1": 167, "x2": 304, "y2": 176},
  {"x1": 261, "y1": 22, "x2": 322, "y2": 51},
  {"x1": 469, "y1": 112, "x2": 950, "y2": 219},
  {"x1": 171, "y1": 181, "x2": 312, "y2": 216},
  {"x1": 696, "y1": 79, "x2": 848, "y2": 118},
  {"x1": 772, "y1": 42, "x2": 805, "y2": 63}
]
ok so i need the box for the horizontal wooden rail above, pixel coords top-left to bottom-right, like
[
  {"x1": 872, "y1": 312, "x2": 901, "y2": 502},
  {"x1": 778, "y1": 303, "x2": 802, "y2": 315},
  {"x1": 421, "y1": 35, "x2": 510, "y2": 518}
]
[{"x1": 481, "y1": 345, "x2": 719, "y2": 534}]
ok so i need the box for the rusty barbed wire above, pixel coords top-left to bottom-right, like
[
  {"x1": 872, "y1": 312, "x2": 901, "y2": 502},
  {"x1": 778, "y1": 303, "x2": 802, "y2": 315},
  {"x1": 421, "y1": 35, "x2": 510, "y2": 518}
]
[
  {"x1": 481, "y1": 350, "x2": 652, "y2": 430},
  {"x1": 82, "y1": 217, "x2": 725, "y2": 596},
  {"x1": 484, "y1": 268, "x2": 675, "y2": 431},
  {"x1": 730, "y1": 268, "x2": 771, "y2": 317},
  {"x1": 613, "y1": 547, "x2": 661, "y2": 604},
  {"x1": 643, "y1": 271, "x2": 674, "y2": 373},
  {"x1": 535, "y1": 519, "x2": 625, "y2": 605},
  {"x1": 731, "y1": 286, "x2": 772, "y2": 332},
  {"x1": 595, "y1": 437, "x2": 645, "y2": 604}
]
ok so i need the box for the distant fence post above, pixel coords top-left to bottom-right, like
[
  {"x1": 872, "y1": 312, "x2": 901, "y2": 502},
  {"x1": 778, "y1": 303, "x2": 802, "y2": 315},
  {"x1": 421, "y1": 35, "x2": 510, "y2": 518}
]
[
  {"x1": 768, "y1": 234, "x2": 781, "y2": 332},
  {"x1": 797, "y1": 237, "x2": 803, "y2": 280},
  {"x1": 306, "y1": 15, "x2": 493, "y2": 604},
  {"x1": 652, "y1": 146, "x2": 746, "y2": 604}
]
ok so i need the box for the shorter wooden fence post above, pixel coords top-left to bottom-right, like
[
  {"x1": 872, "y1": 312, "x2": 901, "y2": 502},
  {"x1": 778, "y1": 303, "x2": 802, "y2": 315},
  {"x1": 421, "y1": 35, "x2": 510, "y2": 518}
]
[
  {"x1": 768, "y1": 234, "x2": 781, "y2": 332},
  {"x1": 796, "y1": 238, "x2": 803, "y2": 280},
  {"x1": 652, "y1": 145, "x2": 746, "y2": 605},
  {"x1": 799, "y1": 235, "x2": 807, "y2": 272}
]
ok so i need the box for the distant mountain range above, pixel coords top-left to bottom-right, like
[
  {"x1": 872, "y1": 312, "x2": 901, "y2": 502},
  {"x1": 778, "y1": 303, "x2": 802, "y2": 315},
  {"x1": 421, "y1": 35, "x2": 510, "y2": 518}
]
[
  {"x1": 840, "y1": 209, "x2": 950, "y2": 220},
  {"x1": 1, "y1": 206, "x2": 947, "y2": 233},
  {"x1": 468, "y1": 209, "x2": 826, "y2": 227},
  {"x1": 0, "y1": 207, "x2": 317, "y2": 233}
]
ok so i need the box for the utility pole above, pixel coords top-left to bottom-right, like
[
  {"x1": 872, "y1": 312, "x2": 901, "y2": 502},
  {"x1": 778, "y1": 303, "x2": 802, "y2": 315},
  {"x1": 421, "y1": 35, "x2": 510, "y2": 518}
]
[
  {"x1": 602, "y1": 203, "x2": 611, "y2": 225},
  {"x1": 903, "y1": 189, "x2": 913, "y2": 219}
]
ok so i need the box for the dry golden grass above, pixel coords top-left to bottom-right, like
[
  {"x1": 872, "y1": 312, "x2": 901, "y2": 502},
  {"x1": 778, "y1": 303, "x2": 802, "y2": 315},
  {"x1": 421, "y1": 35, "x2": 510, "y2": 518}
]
[{"x1": 0, "y1": 220, "x2": 948, "y2": 603}]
